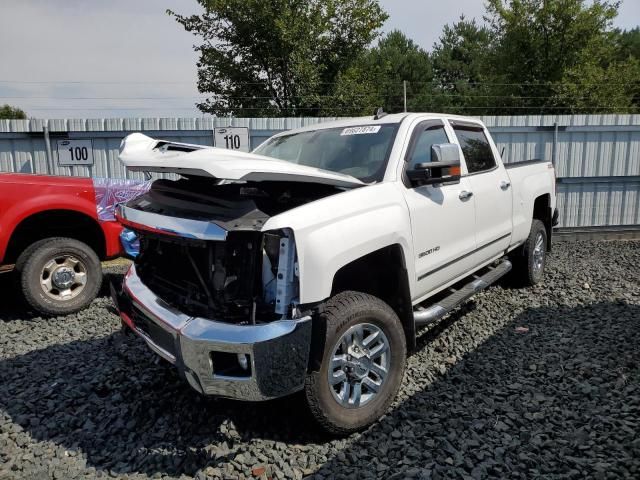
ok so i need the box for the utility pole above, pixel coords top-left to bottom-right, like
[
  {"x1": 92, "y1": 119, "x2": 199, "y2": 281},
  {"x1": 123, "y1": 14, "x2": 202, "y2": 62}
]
[
  {"x1": 43, "y1": 123, "x2": 54, "y2": 175},
  {"x1": 403, "y1": 80, "x2": 407, "y2": 112}
]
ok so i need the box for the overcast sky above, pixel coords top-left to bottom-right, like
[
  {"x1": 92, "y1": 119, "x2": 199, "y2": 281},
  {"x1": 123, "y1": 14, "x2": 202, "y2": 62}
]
[{"x1": 0, "y1": 0, "x2": 638, "y2": 119}]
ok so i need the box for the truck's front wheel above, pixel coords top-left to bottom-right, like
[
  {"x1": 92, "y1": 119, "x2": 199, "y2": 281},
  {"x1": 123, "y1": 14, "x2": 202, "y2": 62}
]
[{"x1": 305, "y1": 291, "x2": 406, "y2": 435}]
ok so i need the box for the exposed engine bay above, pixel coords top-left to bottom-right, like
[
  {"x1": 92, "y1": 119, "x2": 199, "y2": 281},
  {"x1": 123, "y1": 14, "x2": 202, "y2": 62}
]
[
  {"x1": 132, "y1": 177, "x2": 341, "y2": 228},
  {"x1": 127, "y1": 177, "x2": 344, "y2": 323}
]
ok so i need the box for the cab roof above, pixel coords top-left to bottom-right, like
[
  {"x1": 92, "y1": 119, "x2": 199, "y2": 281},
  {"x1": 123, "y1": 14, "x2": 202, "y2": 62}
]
[{"x1": 271, "y1": 112, "x2": 485, "y2": 136}]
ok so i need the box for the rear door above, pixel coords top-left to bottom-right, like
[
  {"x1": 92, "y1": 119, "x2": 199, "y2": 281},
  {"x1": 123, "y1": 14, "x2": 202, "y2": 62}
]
[
  {"x1": 401, "y1": 120, "x2": 477, "y2": 301},
  {"x1": 449, "y1": 121, "x2": 513, "y2": 261}
]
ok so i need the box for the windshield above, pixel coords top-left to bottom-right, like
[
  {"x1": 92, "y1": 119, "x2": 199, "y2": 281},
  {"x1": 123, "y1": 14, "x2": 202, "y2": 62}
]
[{"x1": 253, "y1": 124, "x2": 398, "y2": 183}]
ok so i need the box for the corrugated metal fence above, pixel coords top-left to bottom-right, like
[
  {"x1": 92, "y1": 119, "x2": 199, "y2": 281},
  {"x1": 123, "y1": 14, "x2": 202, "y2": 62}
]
[{"x1": 1, "y1": 115, "x2": 639, "y2": 229}]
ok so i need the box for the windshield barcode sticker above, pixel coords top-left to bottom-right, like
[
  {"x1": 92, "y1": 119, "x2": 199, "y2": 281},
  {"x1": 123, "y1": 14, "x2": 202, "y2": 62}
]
[{"x1": 340, "y1": 126, "x2": 381, "y2": 136}]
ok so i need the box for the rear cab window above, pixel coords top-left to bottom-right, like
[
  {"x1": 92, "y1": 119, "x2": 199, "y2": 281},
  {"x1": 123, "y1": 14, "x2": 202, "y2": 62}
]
[{"x1": 450, "y1": 122, "x2": 496, "y2": 174}]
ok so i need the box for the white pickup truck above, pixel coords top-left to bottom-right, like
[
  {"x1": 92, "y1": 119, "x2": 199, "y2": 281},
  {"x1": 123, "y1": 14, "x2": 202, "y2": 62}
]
[{"x1": 112, "y1": 112, "x2": 558, "y2": 434}]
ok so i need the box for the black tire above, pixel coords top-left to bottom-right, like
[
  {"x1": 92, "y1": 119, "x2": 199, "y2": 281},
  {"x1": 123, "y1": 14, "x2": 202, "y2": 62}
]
[
  {"x1": 510, "y1": 219, "x2": 547, "y2": 287},
  {"x1": 16, "y1": 237, "x2": 102, "y2": 316},
  {"x1": 304, "y1": 291, "x2": 406, "y2": 435}
]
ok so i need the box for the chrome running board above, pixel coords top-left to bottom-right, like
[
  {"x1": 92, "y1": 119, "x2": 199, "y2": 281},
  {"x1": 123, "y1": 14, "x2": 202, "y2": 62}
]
[{"x1": 414, "y1": 259, "x2": 512, "y2": 328}]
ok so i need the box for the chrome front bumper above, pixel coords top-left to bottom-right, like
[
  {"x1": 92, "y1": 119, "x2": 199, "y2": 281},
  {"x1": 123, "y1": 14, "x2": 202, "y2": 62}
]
[{"x1": 112, "y1": 265, "x2": 312, "y2": 401}]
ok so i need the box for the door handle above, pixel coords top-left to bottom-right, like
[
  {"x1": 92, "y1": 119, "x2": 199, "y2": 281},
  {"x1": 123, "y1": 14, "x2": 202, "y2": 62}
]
[
  {"x1": 459, "y1": 190, "x2": 473, "y2": 200},
  {"x1": 500, "y1": 181, "x2": 511, "y2": 190}
]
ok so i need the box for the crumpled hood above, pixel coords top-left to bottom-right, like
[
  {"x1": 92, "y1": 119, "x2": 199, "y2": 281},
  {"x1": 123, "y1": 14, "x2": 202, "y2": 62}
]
[{"x1": 118, "y1": 133, "x2": 365, "y2": 188}]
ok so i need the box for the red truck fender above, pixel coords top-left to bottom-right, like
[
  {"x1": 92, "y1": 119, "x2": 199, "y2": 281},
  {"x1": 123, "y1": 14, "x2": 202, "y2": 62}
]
[
  {"x1": 0, "y1": 174, "x2": 150, "y2": 264},
  {"x1": 0, "y1": 176, "x2": 100, "y2": 263},
  {"x1": 0, "y1": 173, "x2": 150, "y2": 316}
]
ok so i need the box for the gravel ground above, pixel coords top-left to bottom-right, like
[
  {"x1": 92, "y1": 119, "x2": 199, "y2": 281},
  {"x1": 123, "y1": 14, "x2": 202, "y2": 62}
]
[{"x1": 1, "y1": 240, "x2": 639, "y2": 480}]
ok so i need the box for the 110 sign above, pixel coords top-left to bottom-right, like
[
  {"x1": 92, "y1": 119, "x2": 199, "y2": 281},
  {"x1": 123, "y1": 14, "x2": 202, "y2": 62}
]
[
  {"x1": 222, "y1": 133, "x2": 241, "y2": 150},
  {"x1": 214, "y1": 127, "x2": 249, "y2": 152}
]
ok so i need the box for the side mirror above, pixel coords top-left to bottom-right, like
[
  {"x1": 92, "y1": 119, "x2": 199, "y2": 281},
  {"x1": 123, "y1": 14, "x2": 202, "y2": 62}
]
[{"x1": 407, "y1": 143, "x2": 462, "y2": 187}]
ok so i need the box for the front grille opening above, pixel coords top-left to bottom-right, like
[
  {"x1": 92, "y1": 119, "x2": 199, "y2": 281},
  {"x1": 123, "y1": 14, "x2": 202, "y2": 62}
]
[
  {"x1": 211, "y1": 351, "x2": 252, "y2": 378},
  {"x1": 134, "y1": 230, "x2": 277, "y2": 323}
]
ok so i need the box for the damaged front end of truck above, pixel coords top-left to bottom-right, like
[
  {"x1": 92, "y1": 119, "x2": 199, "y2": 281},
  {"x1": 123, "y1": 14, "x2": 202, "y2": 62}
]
[{"x1": 111, "y1": 133, "x2": 362, "y2": 400}]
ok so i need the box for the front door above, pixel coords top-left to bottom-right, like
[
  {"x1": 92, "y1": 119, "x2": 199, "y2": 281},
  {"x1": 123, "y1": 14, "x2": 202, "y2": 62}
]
[{"x1": 401, "y1": 120, "x2": 477, "y2": 302}]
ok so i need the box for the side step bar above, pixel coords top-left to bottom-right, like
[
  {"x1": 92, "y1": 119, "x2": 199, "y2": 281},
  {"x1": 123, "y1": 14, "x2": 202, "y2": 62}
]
[{"x1": 414, "y1": 259, "x2": 512, "y2": 328}]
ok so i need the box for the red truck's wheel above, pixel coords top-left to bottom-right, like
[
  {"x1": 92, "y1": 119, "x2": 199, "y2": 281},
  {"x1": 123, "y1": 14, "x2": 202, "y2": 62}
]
[
  {"x1": 16, "y1": 237, "x2": 102, "y2": 316},
  {"x1": 304, "y1": 291, "x2": 406, "y2": 435}
]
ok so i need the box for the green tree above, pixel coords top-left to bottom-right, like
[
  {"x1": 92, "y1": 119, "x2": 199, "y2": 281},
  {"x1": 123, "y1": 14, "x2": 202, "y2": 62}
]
[
  {"x1": 315, "y1": 65, "x2": 382, "y2": 117},
  {"x1": 363, "y1": 30, "x2": 433, "y2": 113},
  {"x1": 0, "y1": 104, "x2": 27, "y2": 119},
  {"x1": 614, "y1": 27, "x2": 640, "y2": 61},
  {"x1": 611, "y1": 27, "x2": 640, "y2": 107},
  {"x1": 485, "y1": 0, "x2": 636, "y2": 113},
  {"x1": 322, "y1": 30, "x2": 433, "y2": 115},
  {"x1": 320, "y1": 30, "x2": 433, "y2": 115},
  {"x1": 555, "y1": 57, "x2": 640, "y2": 112},
  {"x1": 169, "y1": 0, "x2": 387, "y2": 117},
  {"x1": 430, "y1": 16, "x2": 495, "y2": 114}
]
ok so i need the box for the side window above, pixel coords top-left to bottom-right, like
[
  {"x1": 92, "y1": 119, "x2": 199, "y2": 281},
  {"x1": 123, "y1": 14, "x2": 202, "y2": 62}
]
[
  {"x1": 452, "y1": 126, "x2": 496, "y2": 174},
  {"x1": 407, "y1": 125, "x2": 449, "y2": 167}
]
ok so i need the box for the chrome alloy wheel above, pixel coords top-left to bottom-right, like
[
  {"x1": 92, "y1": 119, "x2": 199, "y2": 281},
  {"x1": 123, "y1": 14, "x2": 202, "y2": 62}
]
[
  {"x1": 328, "y1": 323, "x2": 390, "y2": 408},
  {"x1": 40, "y1": 255, "x2": 88, "y2": 301},
  {"x1": 532, "y1": 232, "x2": 545, "y2": 273}
]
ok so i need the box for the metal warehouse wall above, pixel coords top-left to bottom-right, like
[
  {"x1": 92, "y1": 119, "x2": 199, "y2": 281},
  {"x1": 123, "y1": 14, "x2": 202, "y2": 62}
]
[
  {"x1": 1, "y1": 114, "x2": 639, "y2": 229},
  {"x1": 482, "y1": 115, "x2": 640, "y2": 228}
]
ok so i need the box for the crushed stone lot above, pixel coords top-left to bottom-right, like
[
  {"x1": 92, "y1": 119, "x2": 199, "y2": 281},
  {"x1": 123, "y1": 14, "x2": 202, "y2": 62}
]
[{"x1": 1, "y1": 240, "x2": 639, "y2": 480}]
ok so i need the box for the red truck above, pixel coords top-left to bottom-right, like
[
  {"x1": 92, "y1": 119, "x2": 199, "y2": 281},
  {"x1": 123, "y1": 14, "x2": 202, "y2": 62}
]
[{"x1": 0, "y1": 173, "x2": 148, "y2": 316}]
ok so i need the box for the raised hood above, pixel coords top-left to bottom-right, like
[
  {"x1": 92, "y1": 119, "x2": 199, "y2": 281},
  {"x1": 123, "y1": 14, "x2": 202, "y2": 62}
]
[{"x1": 118, "y1": 133, "x2": 365, "y2": 188}]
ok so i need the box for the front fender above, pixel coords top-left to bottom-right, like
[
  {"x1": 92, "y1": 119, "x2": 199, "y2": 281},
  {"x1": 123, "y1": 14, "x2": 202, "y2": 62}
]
[
  {"x1": 0, "y1": 194, "x2": 99, "y2": 263},
  {"x1": 262, "y1": 183, "x2": 414, "y2": 304}
]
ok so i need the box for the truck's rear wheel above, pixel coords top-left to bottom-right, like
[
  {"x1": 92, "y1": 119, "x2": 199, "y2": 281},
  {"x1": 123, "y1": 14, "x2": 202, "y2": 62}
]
[
  {"x1": 16, "y1": 237, "x2": 102, "y2": 316},
  {"x1": 304, "y1": 291, "x2": 406, "y2": 435},
  {"x1": 511, "y1": 219, "x2": 547, "y2": 286}
]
